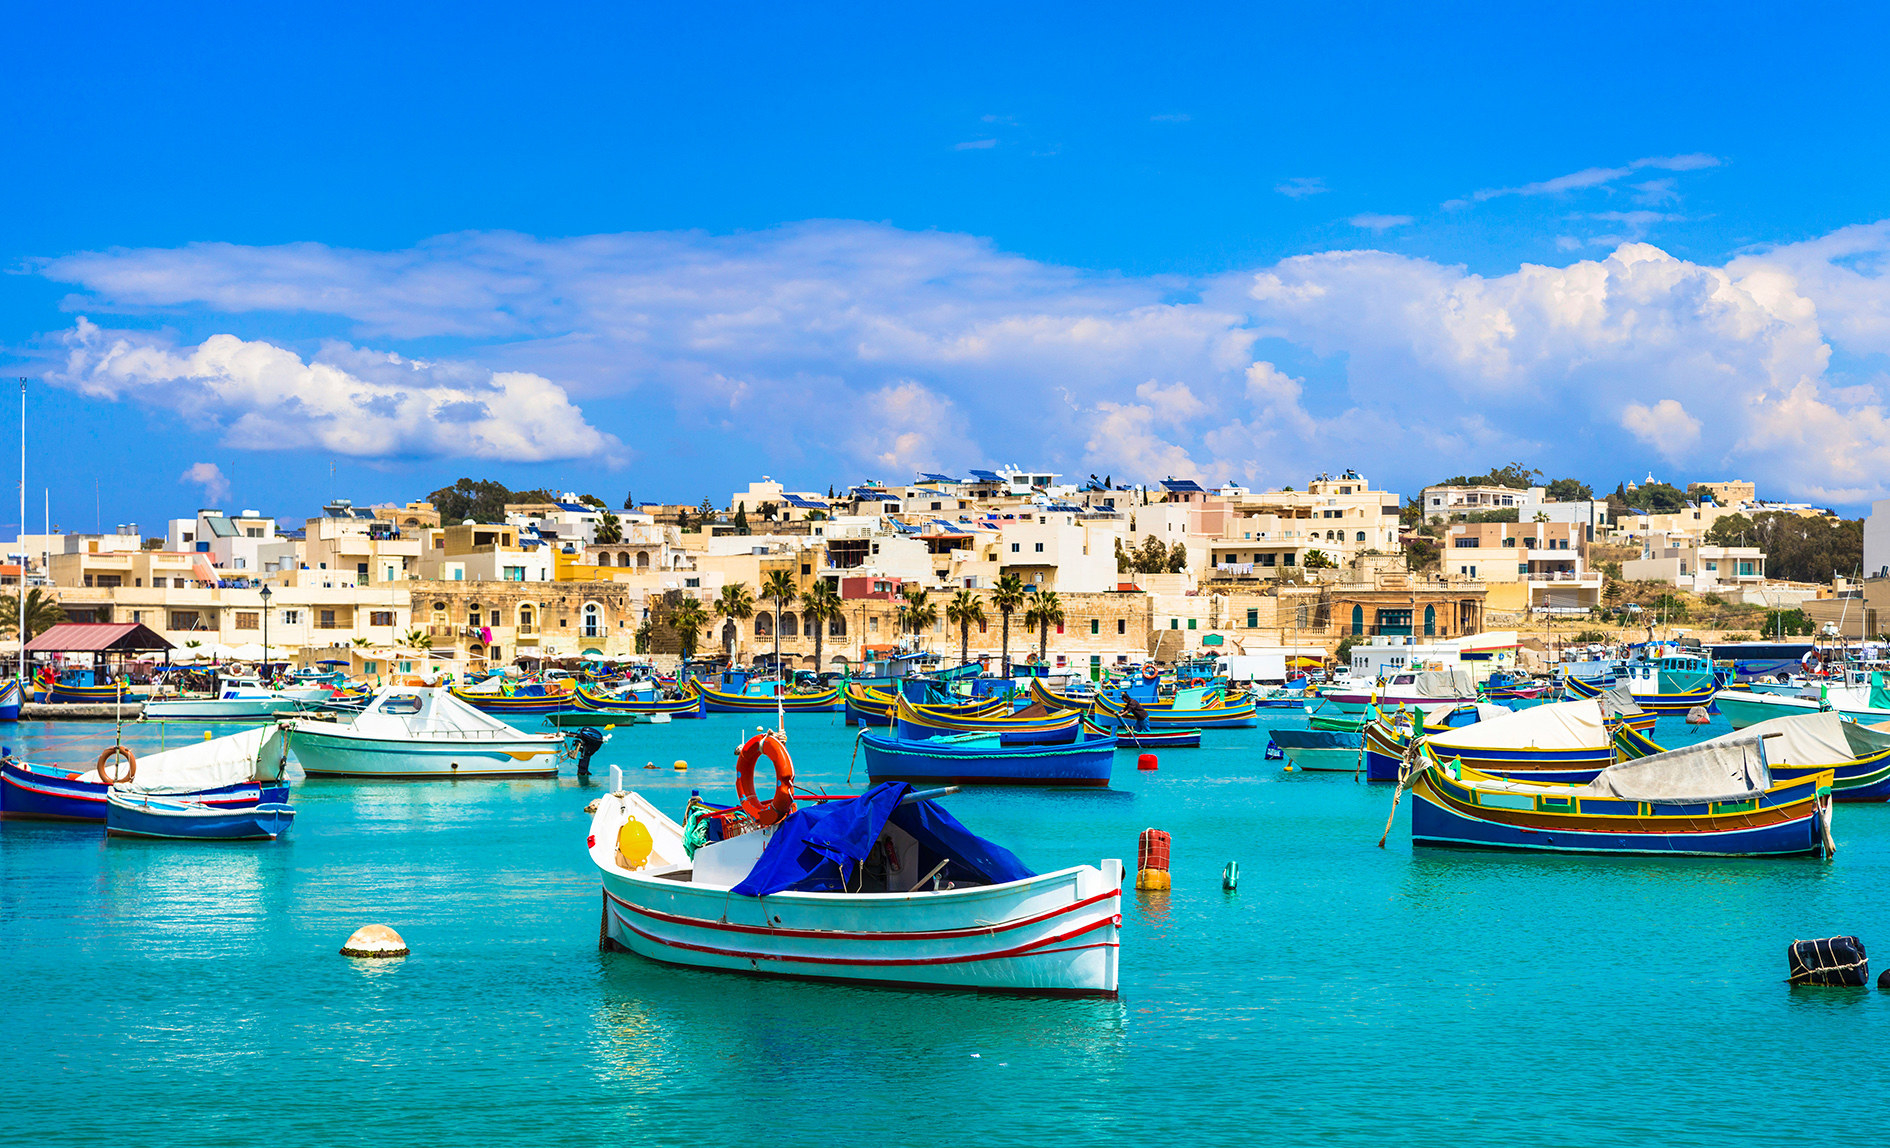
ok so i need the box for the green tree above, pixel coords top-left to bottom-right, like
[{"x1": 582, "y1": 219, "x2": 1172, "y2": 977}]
[
  {"x1": 1437, "y1": 463, "x2": 1541, "y2": 490},
  {"x1": 1023, "y1": 590, "x2": 1065, "y2": 666},
  {"x1": 1620, "y1": 481, "x2": 1689, "y2": 513},
  {"x1": 671, "y1": 597, "x2": 709, "y2": 659},
  {"x1": 633, "y1": 619, "x2": 653, "y2": 654},
  {"x1": 800, "y1": 580, "x2": 842, "y2": 672},
  {"x1": 1740, "y1": 512, "x2": 1862, "y2": 582},
  {"x1": 1544, "y1": 477, "x2": 1594, "y2": 501},
  {"x1": 715, "y1": 582, "x2": 755, "y2": 661},
  {"x1": 1136, "y1": 535, "x2": 1168, "y2": 574},
  {"x1": 698, "y1": 496, "x2": 717, "y2": 527},
  {"x1": 426, "y1": 478, "x2": 556, "y2": 523},
  {"x1": 623, "y1": 490, "x2": 636, "y2": 511},
  {"x1": 761, "y1": 569, "x2": 798, "y2": 673},
  {"x1": 992, "y1": 574, "x2": 1027, "y2": 677},
  {"x1": 0, "y1": 588, "x2": 65, "y2": 644},
  {"x1": 397, "y1": 627, "x2": 432, "y2": 650},
  {"x1": 733, "y1": 506, "x2": 750, "y2": 535},
  {"x1": 595, "y1": 510, "x2": 623, "y2": 544},
  {"x1": 1405, "y1": 537, "x2": 1440, "y2": 572},
  {"x1": 676, "y1": 508, "x2": 692, "y2": 532},
  {"x1": 1703, "y1": 512, "x2": 1755, "y2": 547},
  {"x1": 1166, "y1": 542, "x2": 1188, "y2": 573},
  {"x1": 900, "y1": 585, "x2": 937, "y2": 641},
  {"x1": 946, "y1": 589, "x2": 985, "y2": 666},
  {"x1": 1303, "y1": 549, "x2": 1337, "y2": 570}
]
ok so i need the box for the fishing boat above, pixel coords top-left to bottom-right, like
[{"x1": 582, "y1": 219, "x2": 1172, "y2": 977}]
[
  {"x1": 0, "y1": 679, "x2": 19, "y2": 721},
  {"x1": 847, "y1": 683, "x2": 1004, "y2": 726},
  {"x1": 1481, "y1": 670, "x2": 1547, "y2": 702},
  {"x1": 449, "y1": 678, "x2": 576, "y2": 717},
  {"x1": 589, "y1": 742, "x2": 1121, "y2": 995},
  {"x1": 286, "y1": 685, "x2": 565, "y2": 778},
  {"x1": 1080, "y1": 712, "x2": 1200, "y2": 749},
  {"x1": 142, "y1": 676, "x2": 319, "y2": 721},
  {"x1": 1565, "y1": 649, "x2": 1722, "y2": 714},
  {"x1": 696, "y1": 678, "x2": 842, "y2": 714},
  {"x1": 861, "y1": 725, "x2": 1115, "y2": 786},
  {"x1": 1269, "y1": 710, "x2": 1371, "y2": 771},
  {"x1": 1382, "y1": 698, "x2": 1620, "y2": 784},
  {"x1": 1094, "y1": 685, "x2": 1257, "y2": 729},
  {"x1": 1405, "y1": 734, "x2": 1834, "y2": 857},
  {"x1": 1359, "y1": 702, "x2": 1521, "y2": 781},
  {"x1": 577, "y1": 681, "x2": 706, "y2": 718},
  {"x1": 0, "y1": 724, "x2": 290, "y2": 821},
  {"x1": 1614, "y1": 710, "x2": 1890, "y2": 802},
  {"x1": 1322, "y1": 668, "x2": 1478, "y2": 714},
  {"x1": 894, "y1": 694, "x2": 1080, "y2": 744},
  {"x1": 105, "y1": 791, "x2": 296, "y2": 841},
  {"x1": 1027, "y1": 677, "x2": 1096, "y2": 710},
  {"x1": 1713, "y1": 670, "x2": 1890, "y2": 729},
  {"x1": 36, "y1": 674, "x2": 148, "y2": 705}
]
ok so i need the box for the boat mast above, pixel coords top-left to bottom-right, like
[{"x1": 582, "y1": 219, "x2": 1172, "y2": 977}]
[{"x1": 16, "y1": 378, "x2": 24, "y2": 686}]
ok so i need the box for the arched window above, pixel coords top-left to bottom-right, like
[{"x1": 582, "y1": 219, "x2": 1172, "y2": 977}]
[
  {"x1": 1350, "y1": 605, "x2": 1364, "y2": 635},
  {"x1": 637, "y1": 551, "x2": 650, "y2": 569},
  {"x1": 519, "y1": 605, "x2": 535, "y2": 634},
  {"x1": 755, "y1": 613, "x2": 773, "y2": 637},
  {"x1": 1356, "y1": 531, "x2": 1366, "y2": 543},
  {"x1": 582, "y1": 602, "x2": 603, "y2": 639},
  {"x1": 467, "y1": 601, "x2": 481, "y2": 624},
  {"x1": 1424, "y1": 605, "x2": 1436, "y2": 636},
  {"x1": 781, "y1": 612, "x2": 799, "y2": 638}
]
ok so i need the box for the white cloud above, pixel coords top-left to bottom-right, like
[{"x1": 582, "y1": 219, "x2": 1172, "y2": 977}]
[
  {"x1": 1274, "y1": 177, "x2": 1326, "y2": 199},
  {"x1": 1619, "y1": 399, "x2": 1703, "y2": 454},
  {"x1": 1453, "y1": 154, "x2": 1721, "y2": 207},
  {"x1": 55, "y1": 319, "x2": 618, "y2": 463},
  {"x1": 179, "y1": 462, "x2": 230, "y2": 503},
  {"x1": 33, "y1": 216, "x2": 1890, "y2": 505},
  {"x1": 1348, "y1": 213, "x2": 1414, "y2": 231}
]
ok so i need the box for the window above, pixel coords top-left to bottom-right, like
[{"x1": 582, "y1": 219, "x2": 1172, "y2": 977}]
[
  {"x1": 1169, "y1": 619, "x2": 1178, "y2": 630},
  {"x1": 1350, "y1": 605, "x2": 1363, "y2": 635},
  {"x1": 1356, "y1": 531, "x2": 1366, "y2": 542},
  {"x1": 1117, "y1": 619, "x2": 1126, "y2": 634},
  {"x1": 319, "y1": 610, "x2": 338, "y2": 629},
  {"x1": 519, "y1": 606, "x2": 535, "y2": 634},
  {"x1": 1034, "y1": 542, "x2": 1044, "y2": 553},
  {"x1": 234, "y1": 612, "x2": 259, "y2": 630},
  {"x1": 1090, "y1": 618, "x2": 1100, "y2": 635},
  {"x1": 1283, "y1": 553, "x2": 1296, "y2": 566},
  {"x1": 582, "y1": 604, "x2": 603, "y2": 639},
  {"x1": 1454, "y1": 539, "x2": 1479, "y2": 548},
  {"x1": 169, "y1": 610, "x2": 201, "y2": 630},
  {"x1": 357, "y1": 562, "x2": 369, "y2": 577},
  {"x1": 1011, "y1": 543, "x2": 1020, "y2": 553},
  {"x1": 281, "y1": 610, "x2": 301, "y2": 625},
  {"x1": 503, "y1": 566, "x2": 526, "y2": 581},
  {"x1": 801, "y1": 564, "x2": 811, "y2": 576},
  {"x1": 1258, "y1": 554, "x2": 1277, "y2": 567},
  {"x1": 1246, "y1": 608, "x2": 1259, "y2": 628},
  {"x1": 1186, "y1": 618, "x2": 1196, "y2": 630},
  {"x1": 684, "y1": 578, "x2": 699, "y2": 588},
  {"x1": 870, "y1": 617, "x2": 879, "y2": 632},
  {"x1": 370, "y1": 611, "x2": 395, "y2": 627}
]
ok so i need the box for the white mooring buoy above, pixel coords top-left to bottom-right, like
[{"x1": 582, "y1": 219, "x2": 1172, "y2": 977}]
[{"x1": 340, "y1": 924, "x2": 410, "y2": 959}]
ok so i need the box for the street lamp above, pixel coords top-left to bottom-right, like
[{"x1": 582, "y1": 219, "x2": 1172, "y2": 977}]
[{"x1": 259, "y1": 584, "x2": 273, "y2": 687}]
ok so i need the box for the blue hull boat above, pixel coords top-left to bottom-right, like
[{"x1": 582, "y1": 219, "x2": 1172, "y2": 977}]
[
  {"x1": 0, "y1": 679, "x2": 18, "y2": 722},
  {"x1": 106, "y1": 792, "x2": 295, "y2": 840},
  {"x1": 1, "y1": 760, "x2": 287, "y2": 821},
  {"x1": 861, "y1": 729, "x2": 1115, "y2": 787},
  {"x1": 1269, "y1": 727, "x2": 1364, "y2": 771}
]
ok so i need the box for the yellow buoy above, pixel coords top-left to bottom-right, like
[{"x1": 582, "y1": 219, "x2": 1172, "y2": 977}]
[
  {"x1": 673, "y1": 759, "x2": 687, "y2": 771},
  {"x1": 203, "y1": 731, "x2": 213, "y2": 740},
  {"x1": 1134, "y1": 869, "x2": 1171, "y2": 892},
  {"x1": 616, "y1": 817, "x2": 653, "y2": 869},
  {"x1": 340, "y1": 924, "x2": 409, "y2": 958}
]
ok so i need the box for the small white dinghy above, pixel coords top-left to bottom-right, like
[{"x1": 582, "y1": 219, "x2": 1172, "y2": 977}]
[
  {"x1": 286, "y1": 684, "x2": 564, "y2": 779},
  {"x1": 588, "y1": 735, "x2": 1123, "y2": 996}
]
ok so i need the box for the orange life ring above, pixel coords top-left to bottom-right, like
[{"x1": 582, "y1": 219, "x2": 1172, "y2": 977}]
[
  {"x1": 1188, "y1": 677, "x2": 1207, "y2": 687},
  {"x1": 96, "y1": 745, "x2": 137, "y2": 785},
  {"x1": 1141, "y1": 665, "x2": 1160, "y2": 681},
  {"x1": 734, "y1": 733, "x2": 796, "y2": 826}
]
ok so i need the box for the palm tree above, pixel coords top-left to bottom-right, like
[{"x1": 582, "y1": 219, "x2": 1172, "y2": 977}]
[
  {"x1": 1023, "y1": 590, "x2": 1064, "y2": 667},
  {"x1": 595, "y1": 510, "x2": 623, "y2": 544},
  {"x1": 800, "y1": 579, "x2": 842, "y2": 675},
  {"x1": 715, "y1": 582, "x2": 755, "y2": 662},
  {"x1": 992, "y1": 574, "x2": 1027, "y2": 677},
  {"x1": 0, "y1": 588, "x2": 64, "y2": 645},
  {"x1": 760, "y1": 569, "x2": 798, "y2": 676},
  {"x1": 899, "y1": 584, "x2": 928, "y2": 637},
  {"x1": 946, "y1": 589, "x2": 985, "y2": 667},
  {"x1": 398, "y1": 627, "x2": 432, "y2": 650},
  {"x1": 900, "y1": 584, "x2": 936, "y2": 644},
  {"x1": 350, "y1": 637, "x2": 371, "y2": 648},
  {"x1": 671, "y1": 596, "x2": 709, "y2": 660}
]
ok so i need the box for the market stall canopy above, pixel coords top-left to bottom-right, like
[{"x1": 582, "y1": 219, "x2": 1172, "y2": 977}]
[{"x1": 24, "y1": 622, "x2": 172, "y2": 653}]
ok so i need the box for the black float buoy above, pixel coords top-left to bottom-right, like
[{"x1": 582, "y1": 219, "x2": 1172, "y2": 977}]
[
  {"x1": 569, "y1": 726, "x2": 608, "y2": 776},
  {"x1": 1787, "y1": 936, "x2": 1869, "y2": 986}
]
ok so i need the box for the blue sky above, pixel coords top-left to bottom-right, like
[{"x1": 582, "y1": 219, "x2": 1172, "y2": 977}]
[{"x1": 6, "y1": 1, "x2": 1890, "y2": 533}]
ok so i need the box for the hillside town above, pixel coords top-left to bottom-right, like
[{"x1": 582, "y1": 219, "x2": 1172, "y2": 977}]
[{"x1": 9, "y1": 464, "x2": 1875, "y2": 679}]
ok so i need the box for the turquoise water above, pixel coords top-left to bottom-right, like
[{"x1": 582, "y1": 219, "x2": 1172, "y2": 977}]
[{"x1": 4, "y1": 710, "x2": 1887, "y2": 1147}]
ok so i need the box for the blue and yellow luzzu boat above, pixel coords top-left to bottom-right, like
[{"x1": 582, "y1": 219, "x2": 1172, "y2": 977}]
[
  {"x1": 894, "y1": 694, "x2": 1081, "y2": 744},
  {"x1": 1360, "y1": 702, "x2": 1517, "y2": 780},
  {"x1": 1367, "y1": 698, "x2": 1622, "y2": 785},
  {"x1": 577, "y1": 682, "x2": 706, "y2": 718},
  {"x1": 844, "y1": 684, "x2": 1006, "y2": 726},
  {"x1": 1095, "y1": 685, "x2": 1257, "y2": 729},
  {"x1": 1613, "y1": 710, "x2": 1890, "y2": 802},
  {"x1": 1565, "y1": 652, "x2": 1724, "y2": 715},
  {"x1": 1028, "y1": 677, "x2": 1096, "y2": 711},
  {"x1": 1082, "y1": 711, "x2": 1200, "y2": 749},
  {"x1": 450, "y1": 682, "x2": 576, "y2": 716},
  {"x1": 36, "y1": 676, "x2": 148, "y2": 705},
  {"x1": 860, "y1": 727, "x2": 1115, "y2": 787},
  {"x1": 696, "y1": 681, "x2": 841, "y2": 714},
  {"x1": 1406, "y1": 734, "x2": 1835, "y2": 857}
]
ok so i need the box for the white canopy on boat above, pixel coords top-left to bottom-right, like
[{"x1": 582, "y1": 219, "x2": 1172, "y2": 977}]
[
  {"x1": 1414, "y1": 669, "x2": 1477, "y2": 698},
  {"x1": 347, "y1": 685, "x2": 532, "y2": 739},
  {"x1": 86, "y1": 724, "x2": 289, "y2": 790},
  {"x1": 1703, "y1": 710, "x2": 1890, "y2": 766},
  {"x1": 1599, "y1": 681, "x2": 1648, "y2": 720},
  {"x1": 1427, "y1": 698, "x2": 1608, "y2": 752},
  {"x1": 1575, "y1": 736, "x2": 1770, "y2": 803},
  {"x1": 1417, "y1": 702, "x2": 1515, "y2": 727}
]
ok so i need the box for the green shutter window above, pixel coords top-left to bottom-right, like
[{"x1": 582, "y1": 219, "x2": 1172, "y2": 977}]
[
  {"x1": 1170, "y1": 618, "x2": 1178, "y2": 629},
  {"x1": 1090, "y1": 618, "x2": 1099, "y2": 634},
  {"x1": 1246, "y1": 608, "x2": 1258, "y2": 628},
  {"x1": 1187, "y1": 618, "x2": 1196, "y2": 630}
]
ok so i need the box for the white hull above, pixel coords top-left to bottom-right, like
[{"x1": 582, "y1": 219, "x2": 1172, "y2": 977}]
[
  {"x1": 143, "y1": 697, "x2": 306, "y2": 721},
  {"x1": 590, "y1": 792, "x2": 1122, "y2": 995},
  {"x1": 288, "y1": 724, "x2": 560, "y2": 778},
  {"x1": 1282, "y1": 746, "x2": 1363, "y2": 771}
]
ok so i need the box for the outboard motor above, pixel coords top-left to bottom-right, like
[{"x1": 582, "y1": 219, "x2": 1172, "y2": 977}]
[{"x1": 568, "y1": 726, "x2": 608, "y2": 776}]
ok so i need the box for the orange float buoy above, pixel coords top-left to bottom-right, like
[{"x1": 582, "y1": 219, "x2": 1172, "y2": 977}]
[
  {"x1": 1135, "y1": 827, "x2": 1172, "y2": 891},
  {"x1": 1137, "y1": 753, "x2": 1158, "y2": 771}
]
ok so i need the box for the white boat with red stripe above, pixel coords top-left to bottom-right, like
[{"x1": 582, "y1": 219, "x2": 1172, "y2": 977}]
[{"x1": 587, "y1": 763, "x2": 1122, "y2": 996}]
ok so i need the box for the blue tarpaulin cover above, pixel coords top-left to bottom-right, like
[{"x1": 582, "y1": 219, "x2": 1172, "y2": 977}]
[{"x1": 731, "y1": 781, "x2": 1036, "y2": 896}]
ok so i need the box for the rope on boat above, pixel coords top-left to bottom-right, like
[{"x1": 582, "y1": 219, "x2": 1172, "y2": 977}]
[{"x1": 1376, "y1": 739, "x2": 1430, "y2": 849}]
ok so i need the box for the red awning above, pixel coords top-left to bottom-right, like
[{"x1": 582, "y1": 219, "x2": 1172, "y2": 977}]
[{"x1": 23, "y1": 622, "x2": 174, "y2": 653}]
